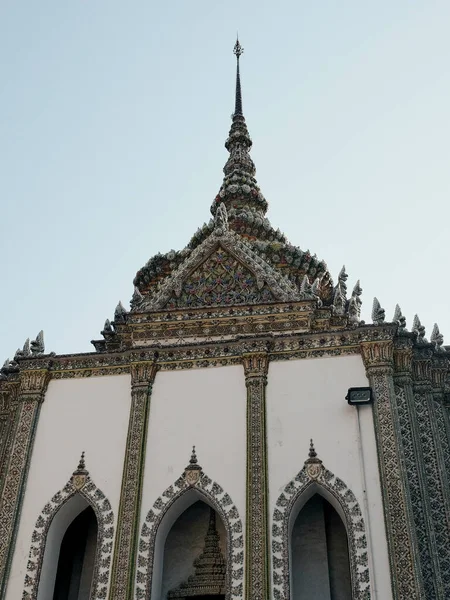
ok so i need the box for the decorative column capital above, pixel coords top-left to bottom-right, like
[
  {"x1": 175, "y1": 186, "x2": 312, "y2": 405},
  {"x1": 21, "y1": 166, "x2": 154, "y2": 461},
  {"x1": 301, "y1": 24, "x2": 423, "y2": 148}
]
[
  {"x1": 430, "y1": 356, "x2": 448, "y2": 395},
  {"x1": 242, "y1": 352, "x2": 269, "y2": 384},
  {"x1": 412, "y1": 347, "x2": 433, "y2": 391},
  {"x1": 360, "y1": 340, "x2": 394, "y2": 374},
  {"x1": 19, "y1": 369, "x2": 50, "y2": 403},
  {"x1": 130, "y1": 361, "x2": 159, "y2": 390},
  {"x1": 393, "y1": 338, "x2": 413, "y2": 384}
]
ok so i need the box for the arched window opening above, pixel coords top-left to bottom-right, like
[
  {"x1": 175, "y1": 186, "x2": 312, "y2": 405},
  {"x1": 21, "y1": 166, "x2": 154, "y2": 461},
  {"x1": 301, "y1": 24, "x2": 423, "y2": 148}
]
[
  {"x1": 162, "y1": 500, "x2": 227, "y2": 600},
  {"x1": 52, "y1": 506, "x2": 98, "y2": 600},
  {"x1": 291, "y1": 494, "x2": 351, "y2": 600}
]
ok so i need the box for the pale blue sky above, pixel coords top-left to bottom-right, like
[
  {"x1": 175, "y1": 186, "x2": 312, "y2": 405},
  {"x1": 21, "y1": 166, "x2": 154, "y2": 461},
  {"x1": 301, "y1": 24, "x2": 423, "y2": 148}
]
[{"x1": 1, "y1": 1, "x2": 449, "y2": 358}]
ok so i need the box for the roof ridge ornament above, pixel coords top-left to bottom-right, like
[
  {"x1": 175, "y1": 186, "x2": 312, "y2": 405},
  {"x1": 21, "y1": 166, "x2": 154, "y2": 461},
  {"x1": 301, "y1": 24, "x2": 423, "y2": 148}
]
[
  {"x1": 372, "y1": 297, "x2": 385, "y2": 325},
  {"x1": 393, "y1": 304, "x2": 406, "y2": 331},
  {"x1": 430, "y1": 323, "x2": 444, "y2": 351},
  {"x1": 214, "y1": 202, "x2": 229, "y2": 234},
  {"x1": 30, "y1": 331, "x2": 45, "y2": 355},
  {"x1": 412, "y1": 314, "x2": 427, "y2": 344},
  {"x1": 114, "y1": 301, "x2": 127, "y2": 323}
]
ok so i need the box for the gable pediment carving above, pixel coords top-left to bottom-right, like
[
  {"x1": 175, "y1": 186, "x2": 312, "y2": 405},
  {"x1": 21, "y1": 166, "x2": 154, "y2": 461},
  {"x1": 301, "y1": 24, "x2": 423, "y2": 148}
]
[{"x1": 138, "y1": 208, "x2": 307, "y2": 312}]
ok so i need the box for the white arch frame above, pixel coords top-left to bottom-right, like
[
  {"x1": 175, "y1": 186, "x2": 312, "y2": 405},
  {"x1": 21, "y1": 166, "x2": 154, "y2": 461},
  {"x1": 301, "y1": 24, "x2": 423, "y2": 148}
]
[
  {"x1": 135, "y1": 468, "x2": 244, "y2": 600},
  {"x1": 22, "y1": 470, "x2": 114, "y2": 600},
  {"x1": 272, "y1": 458, "x2": 371, "y2": 600}
]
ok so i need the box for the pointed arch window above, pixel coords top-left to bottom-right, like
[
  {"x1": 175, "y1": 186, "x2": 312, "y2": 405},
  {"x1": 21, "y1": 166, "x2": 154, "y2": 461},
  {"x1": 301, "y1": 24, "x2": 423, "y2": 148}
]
[
  {"x1": 23, "y1": 454, "x2": 114, "y2": 600},
  {"x1": 52, "y1": 505, "x2": 98, "y2": 600},
  {"x1": 291, "y1": 493, "x2": 351, "y2": 600},
  {"x1": 272, "y1": 442, "x2": 371, "y2": 600}
]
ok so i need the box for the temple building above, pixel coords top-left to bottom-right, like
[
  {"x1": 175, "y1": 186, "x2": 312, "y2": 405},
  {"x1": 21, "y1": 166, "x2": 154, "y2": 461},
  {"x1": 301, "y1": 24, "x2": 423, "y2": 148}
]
[{"x1": 1, "y1": 40, "x2": 450, "y2": 600}]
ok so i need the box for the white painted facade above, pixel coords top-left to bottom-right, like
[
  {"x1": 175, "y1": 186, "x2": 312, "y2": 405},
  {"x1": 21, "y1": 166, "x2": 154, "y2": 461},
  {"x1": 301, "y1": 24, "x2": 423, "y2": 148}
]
[
  {"x1": 6, "y1": 354, "x2": 393, "y2": 599},
  {"x1": 267, "y1": 356, "x2": 392, "y2": 600},
  {"x1": 6, "y1": 375, "x2": 131, "y2": 599}
]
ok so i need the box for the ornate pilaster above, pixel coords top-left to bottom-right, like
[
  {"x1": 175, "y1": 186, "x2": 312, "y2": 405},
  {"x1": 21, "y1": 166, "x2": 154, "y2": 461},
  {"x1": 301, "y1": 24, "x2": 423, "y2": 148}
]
[
  {"x1": 360, "y1": 341, "x2": 423, "y2": 600},
  {"x1": 0, "y1": 369, "x2": 50, "y2": 597},
  {"x1": 109, "y1": 360, "x2": 159, "y2": 600},
  {"x1": 430, "y1": 357, "x2": 450, "y2": 504},
  {"x1": 412, "y1": 349, "x2": 450, "y2": 596},
  {"x1": 393, "y1": 338, "x2": 441, "y2": 598},
  {"x1": 242, "y1": 351, "x2": 269, "y2": 600}
]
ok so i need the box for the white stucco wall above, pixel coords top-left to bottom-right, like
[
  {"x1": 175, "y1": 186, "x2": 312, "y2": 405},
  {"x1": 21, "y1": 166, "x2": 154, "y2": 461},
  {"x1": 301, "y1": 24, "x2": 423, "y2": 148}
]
[
  {"x1": 267, "y1": 355, "x2": 392, "y2": 600},
  {"x1": 6, "y1": 374, "x2": 131, "y2": 600},
  {"x1": 141, "y1": 365, "x2": 247, "y2": 524},
  {"x1": 140, "y1": 365, "x2": 247, "y2": 597}
]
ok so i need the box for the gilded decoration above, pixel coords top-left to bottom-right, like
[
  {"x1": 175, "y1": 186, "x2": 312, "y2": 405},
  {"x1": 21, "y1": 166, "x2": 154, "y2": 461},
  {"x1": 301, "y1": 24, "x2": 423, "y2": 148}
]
[
  {"x1": 271, "y1": 443, "x2": 371, "y2": 600},
  {"x1": 22, "y1": 454, "x2": 115, "y2": 600},
  {"x1": 135, "y1": 452, "x2": 244, "y2": 600}
]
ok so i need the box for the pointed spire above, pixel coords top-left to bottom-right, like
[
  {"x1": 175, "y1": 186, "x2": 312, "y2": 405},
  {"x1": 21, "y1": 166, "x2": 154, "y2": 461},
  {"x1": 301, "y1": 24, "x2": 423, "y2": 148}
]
[
  {"x1": 233, "y1": 37, "x2": 244, "y2": 116},
  {"x1": 212, "y1": 40, "x2": 268, "y2": 218}
]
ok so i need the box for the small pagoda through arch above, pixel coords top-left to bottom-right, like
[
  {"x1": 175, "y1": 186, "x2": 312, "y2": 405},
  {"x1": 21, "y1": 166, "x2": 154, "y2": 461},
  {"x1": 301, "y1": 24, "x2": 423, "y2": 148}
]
[{"x1": 165, "y1": 505, "x2": 226, "y2": 600}]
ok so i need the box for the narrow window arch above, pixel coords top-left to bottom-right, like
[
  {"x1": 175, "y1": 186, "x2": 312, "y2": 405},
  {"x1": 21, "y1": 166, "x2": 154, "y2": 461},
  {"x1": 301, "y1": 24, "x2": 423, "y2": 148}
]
[
  {"x1": 290, "y1": 493, "x2": 351, "y2": 600},
  {"x1": 52, "y1": 505, "x2": 98, "y2": 600},
  {"x1": 23, "y1": 454, "x2": 115, "y2": 600},
  {"x1": 136, "y1": 448, "x2": 244, "y2": 600},
  {"x1": 271, "y1": 442, "x2": 371, "y2": 600}
]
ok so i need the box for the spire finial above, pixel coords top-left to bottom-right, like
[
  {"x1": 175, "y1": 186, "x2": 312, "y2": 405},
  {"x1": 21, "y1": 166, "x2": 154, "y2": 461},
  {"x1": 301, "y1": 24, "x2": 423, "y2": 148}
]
[
  {"x1": 190, "y1": 445, "x2": 198, "y2": 465},
  {"x1": 233, "y1": 37, "x2": 244, "y2": 117},
  {"x1": 308, "y1": 439, "x2": 317, "y2": 459},
  {"x1": 77, "y1": 451, "x2": 86, "y2": 471}
]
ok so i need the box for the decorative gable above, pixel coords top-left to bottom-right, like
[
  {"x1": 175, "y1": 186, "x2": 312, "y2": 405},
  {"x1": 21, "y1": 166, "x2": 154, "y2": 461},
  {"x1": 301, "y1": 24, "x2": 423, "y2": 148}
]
[
  {"x1": 135, "y1": 204, "x2": 313, "y2": 312},
  {"x1": 165, "y1": 246, "x2": 276, "y2": 309}
]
